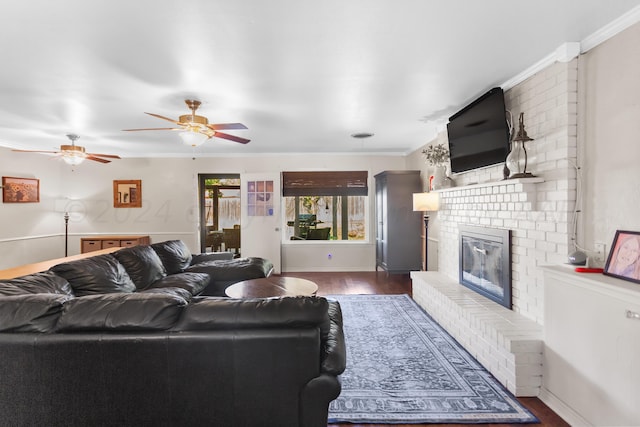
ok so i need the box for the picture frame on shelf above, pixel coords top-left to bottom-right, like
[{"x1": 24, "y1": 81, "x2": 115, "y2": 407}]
[
  {"x1": 603, "y1": 230, "x2": 640, "y2": 284},
  {"x1": 2, "y1": 176, "x2": 40, "y2": 203}
]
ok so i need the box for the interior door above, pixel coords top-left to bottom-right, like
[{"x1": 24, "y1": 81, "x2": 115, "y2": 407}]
[{"x1": 240, "y1": 173, "x2": 282, "y2": 274}]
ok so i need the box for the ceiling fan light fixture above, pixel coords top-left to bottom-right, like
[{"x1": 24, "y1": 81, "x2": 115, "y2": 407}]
[
  {"x1": 60, "y1": 142, "x2": 87, "y2": 165},
  {"x1": 179, "y1": 130, "x2": 209, "y2": 147},
  {"x1": 62, "y1": 151, "x2": 86, "y2": 165}
]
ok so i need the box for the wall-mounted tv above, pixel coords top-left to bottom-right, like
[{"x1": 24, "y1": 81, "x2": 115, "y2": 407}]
[{"x1": 446, "y1": 87, "x2": 511, "y2": 174}]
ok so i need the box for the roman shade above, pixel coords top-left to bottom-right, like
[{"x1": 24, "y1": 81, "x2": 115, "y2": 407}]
[{"x1": 282, "y1": 171, "x2": 368, "y2": 196}]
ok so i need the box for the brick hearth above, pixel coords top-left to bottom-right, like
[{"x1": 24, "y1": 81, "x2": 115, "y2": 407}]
[{"x1": 412, "y1": 271, "x2": 543, "y2": 397}]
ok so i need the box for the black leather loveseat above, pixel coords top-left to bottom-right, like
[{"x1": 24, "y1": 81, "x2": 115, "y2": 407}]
[{"x1": 0, "y1": 240, "x2": 345, "y2": 427}]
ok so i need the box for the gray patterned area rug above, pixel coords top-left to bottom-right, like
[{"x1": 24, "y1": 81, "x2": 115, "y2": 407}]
[{"x1": 327, "y1": 294, "x2": 539, "y2": 424}]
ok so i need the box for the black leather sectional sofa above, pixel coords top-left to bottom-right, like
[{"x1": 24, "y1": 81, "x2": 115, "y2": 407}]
[{"x1": 0, "y1": 240, "x2": 346, "y2": 426}]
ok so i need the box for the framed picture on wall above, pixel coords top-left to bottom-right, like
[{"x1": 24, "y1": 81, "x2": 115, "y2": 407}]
[
  {"x1": 2, "y1": 176, "x2": 40, "y2": 203},
  {"x1": 603, "y1": 230, "x2": 640, "y2": 284},
  {"x1": 113, "y1": 180, "x2": 142, "y2": 208}
]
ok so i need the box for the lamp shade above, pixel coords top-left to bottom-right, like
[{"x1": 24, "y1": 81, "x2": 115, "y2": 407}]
[
  {"x1": 413, "y1": 192, "x2": 440, "y2": 212},
  {"x1": 179, "y1": 131, "x2": 209, "y2": 147}
]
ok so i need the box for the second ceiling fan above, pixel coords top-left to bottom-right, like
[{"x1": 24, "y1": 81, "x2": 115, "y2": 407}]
[
  {"x1": 123, "y1": 99, "x2": 250, "y2": 146},
  {"x1": 12, "y1": 134, "x2": 121, "y2": 165}
]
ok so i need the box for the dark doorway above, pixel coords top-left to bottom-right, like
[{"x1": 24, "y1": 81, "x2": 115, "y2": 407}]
[{"x1": 198, "y1": 174, "x2": 241, "y2": 253}]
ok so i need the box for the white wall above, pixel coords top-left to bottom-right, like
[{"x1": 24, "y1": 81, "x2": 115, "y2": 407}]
[
  {"x1": 0, "y1": 148, "x2": 407, "y2": 270},
  {"x1": 579, "y1": 21, "x2": 640, "y2": 254},
  {"x1": 0, "y1": 150, "x2": 66, "y2": 266}
]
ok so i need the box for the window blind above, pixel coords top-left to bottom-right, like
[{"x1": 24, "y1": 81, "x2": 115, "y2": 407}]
[{"x1": 282, "y1": 171, "x2": 368, "y2": 196}]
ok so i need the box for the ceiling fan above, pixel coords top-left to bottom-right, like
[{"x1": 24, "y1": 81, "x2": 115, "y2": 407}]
[
  {"x1": 12, "y1": 134, "x2": 121, "y2": 165},
  {"x1": 123, "y1": 99, "x2": 250, "y2": 146}
]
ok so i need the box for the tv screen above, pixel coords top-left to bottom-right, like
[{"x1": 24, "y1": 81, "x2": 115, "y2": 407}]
[{"x1": 446, "y1": 87, "x2": 510, "y2": 174}]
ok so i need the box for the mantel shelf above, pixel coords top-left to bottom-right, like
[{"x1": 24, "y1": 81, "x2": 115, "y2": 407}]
[{"x1": 433, "y1": 177, "x2": 544, "y2": 194}]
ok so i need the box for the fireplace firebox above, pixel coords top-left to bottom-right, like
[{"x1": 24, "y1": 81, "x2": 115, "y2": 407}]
[{"x1": 459, "y1": 225, "x2": 512, "y2": 309}]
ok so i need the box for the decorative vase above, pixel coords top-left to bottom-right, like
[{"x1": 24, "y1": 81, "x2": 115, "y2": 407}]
[{"x1": 431, "y1": 165, "x2": 448, "y2": 190}]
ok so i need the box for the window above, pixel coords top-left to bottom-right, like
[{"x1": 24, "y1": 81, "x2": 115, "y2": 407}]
[{"x1": 282, "y1": 171, "x2": 367, "y2": 241}]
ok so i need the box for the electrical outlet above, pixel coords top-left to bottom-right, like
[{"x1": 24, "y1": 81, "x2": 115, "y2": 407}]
[{"x1": 594, "y1": 242, "x2": 606, "y2": 263}]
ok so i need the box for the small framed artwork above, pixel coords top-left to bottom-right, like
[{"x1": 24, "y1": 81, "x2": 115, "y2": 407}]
[
  {"x1": 113, "y1": 180, "x2": 142, "y2": 208},
  {"x1": 247, "y1": 180, "x2": 274, "y2": 216},
  {"x1": 2, "y1": 176, "x2": 40, "y2": 203},
  {"x1": 603, "y1": 230, "x2": 640, "y2": 284}
]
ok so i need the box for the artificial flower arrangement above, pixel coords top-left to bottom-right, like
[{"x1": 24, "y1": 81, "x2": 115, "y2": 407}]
[{"x1": 421, "y1": 143, "x2": 449, "y2": 166}]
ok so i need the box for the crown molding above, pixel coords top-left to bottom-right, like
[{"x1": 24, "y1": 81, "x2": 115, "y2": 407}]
[
  {"x1": 502, "y1": 5, "x2": 640, "y2": 91},
  {"x1": 581, "y1": 5, "x2": 640, "y2": 52}
]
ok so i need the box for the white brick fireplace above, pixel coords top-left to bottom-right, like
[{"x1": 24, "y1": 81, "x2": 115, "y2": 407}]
[{"x1": 412, "y1": 58, "x2": 579, "y2": 396}]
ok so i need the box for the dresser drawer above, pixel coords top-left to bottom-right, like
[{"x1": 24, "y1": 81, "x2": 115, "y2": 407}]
[
  {"x1": 101, "y1": 240, "x2": 121, "y2": 249},
  {"x1": 119, "y1": 239, "x2": 139, "y2": 248},
  {"x1": 81, "y1": 240, "x2": 103, "y2": 253}
]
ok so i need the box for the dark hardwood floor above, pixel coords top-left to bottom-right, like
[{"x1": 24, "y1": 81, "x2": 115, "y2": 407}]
[{"x1": 279, "y1": 271, "x2": 569, "y2": 427}]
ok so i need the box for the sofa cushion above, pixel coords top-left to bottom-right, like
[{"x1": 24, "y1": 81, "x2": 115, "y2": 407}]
[
  {"x1": 185, "y1": 257, "x2": 274, "y2": 282},
  {"x1": 56, "y1": 292, "x2": 188, "y2": 332},
  {"x1": 147, "y1": 272, "x2": 209, "y2": 296},
  {"x1": 0, "y1": 271, "x2": 74, "y2": 296},
  {"x1": 51, "y1": 254, "x2": 136, "y2": 297},
  {"x1": 138, "y1": 286, "x2": 193, "y2": 301},
  {"x1": 0, "y1": 294, "x2": 72, "y2": 332},
  {"x1": 113, "y1": 245, "x2": 167, "y2": 290},
  {"x1": 151, "y1": 240, "x2": 192, "y2": 274}
]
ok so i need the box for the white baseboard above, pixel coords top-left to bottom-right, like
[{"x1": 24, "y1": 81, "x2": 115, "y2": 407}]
[
  {"x1": 281, "y1": 266, "x2": 373, "y2": 272},
  {"x1": 538, "y1": 387, "x2": 592, "y2": 426}
]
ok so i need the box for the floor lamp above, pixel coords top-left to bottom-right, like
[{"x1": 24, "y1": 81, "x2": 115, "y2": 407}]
[
  {"x1": 55, "y1": 198, "x2": 71, "y2": 257},
  {"x1": 412, "y1": 192, "x2": 440, "y2": 271},
  {"x1": 63, "y1": 211, "x2": 69, "y2": 257}
]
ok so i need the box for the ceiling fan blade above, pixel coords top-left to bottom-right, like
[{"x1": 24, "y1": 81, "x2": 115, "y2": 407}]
[
  {"x1": 207, "y1": 123, "x2": 248, "y2": 131},
  {"x1": 12, "y1": 149, "x2": 59, "y2": 154},
  {"x1": 122, "y1": 127, "x2": 181, "y2": 131},
  {"x1": 213, "y1": 132, "x2": 251, "y2": 144},
  {"x1": 144, "y1": 112, "x2": 184, "y2": 125},
  {"x1": 87, "y1": 153, "x2": 121, "y2": 159},
  {"x1": 86, "y1": 155, "x2": 111, "y2": 163}
]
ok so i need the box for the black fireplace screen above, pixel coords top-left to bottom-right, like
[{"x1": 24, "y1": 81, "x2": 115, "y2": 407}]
[{"x1": 459, "y1": 226, "x2": 512, "y2": 309}]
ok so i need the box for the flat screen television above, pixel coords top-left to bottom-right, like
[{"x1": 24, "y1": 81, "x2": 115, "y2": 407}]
[{"x1": 446, "y1": 87, "x2": 511, "y2": 174}]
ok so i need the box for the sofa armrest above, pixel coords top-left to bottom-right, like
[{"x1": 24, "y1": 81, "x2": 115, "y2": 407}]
[
  {"x1": 321, "y1": 300, "x2": 347, "y2": 375},
  {"x1": 0, "y1": 294, "x2": 71, "y2": 332}
]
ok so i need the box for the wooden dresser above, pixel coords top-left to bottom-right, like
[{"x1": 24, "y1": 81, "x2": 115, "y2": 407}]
[{"x1": 80, "y1": 235, "x2": 150, "y2": 253}]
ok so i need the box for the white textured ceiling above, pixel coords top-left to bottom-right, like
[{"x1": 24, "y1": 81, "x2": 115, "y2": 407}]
[{"x1": 0, "y1": 0, "x2": 639, "y2": 158}]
